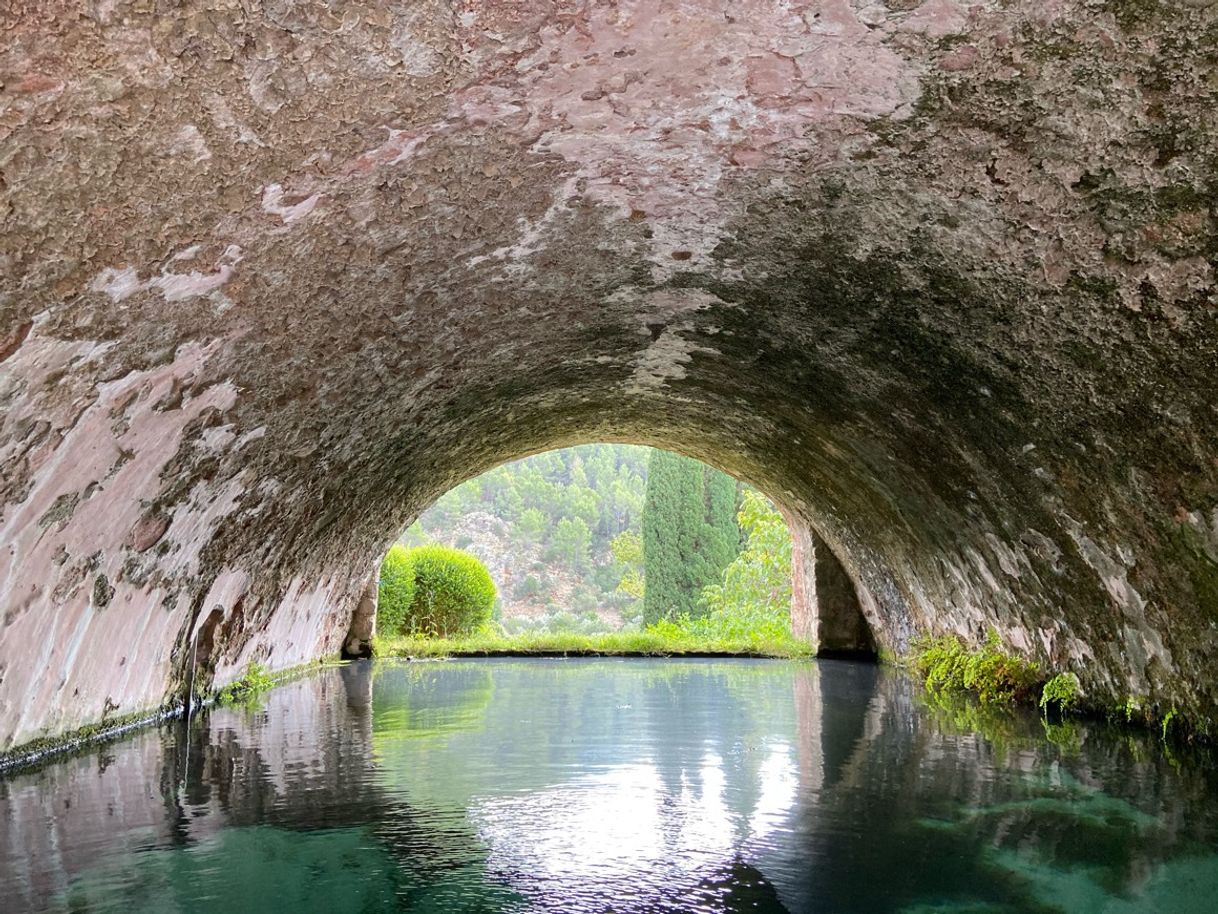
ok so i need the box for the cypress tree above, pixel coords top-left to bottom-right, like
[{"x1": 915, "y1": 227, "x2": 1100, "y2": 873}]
[
  {"x1": 699, "y1": 466, "x2": 741, "y2": 578},
  {"x1": 642, "y1": 450, "x2": 741, "y2": 624}
]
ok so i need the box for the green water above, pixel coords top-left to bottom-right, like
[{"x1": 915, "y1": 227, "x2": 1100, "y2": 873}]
[{"x1": 1, "y1": 659, "x2": 1216, "y2": 913}]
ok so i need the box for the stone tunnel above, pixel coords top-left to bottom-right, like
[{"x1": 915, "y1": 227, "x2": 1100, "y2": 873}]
[{"x1": 2, "y1": 0, "x2": 1217, "y2": 754}]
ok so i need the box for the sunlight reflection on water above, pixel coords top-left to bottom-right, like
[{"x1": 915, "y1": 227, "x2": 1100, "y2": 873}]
[{"x1": 2, "y1": 658, "x2": 1217, "y2": 914}]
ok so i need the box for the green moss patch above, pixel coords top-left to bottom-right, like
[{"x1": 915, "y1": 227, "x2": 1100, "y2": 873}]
[
  {"x1": 0, "y1": 708, "x2": 168, "y2": 774},
  {"x1": 910, "y1": 630, "x2": 1043, "y2": 705}
]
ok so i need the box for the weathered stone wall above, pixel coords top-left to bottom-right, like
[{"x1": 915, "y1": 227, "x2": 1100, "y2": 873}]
[
  {"x1": 785, "y1": 508, "x2": 876, "y2": 655},
  {"x1": 812, "y1": 532, "x2": 876, "y2": 657},
  {"x1": 343, "y1": 577, "x2": 378, "y2": 658},
  {"x1": 787, "y1": 509, "x2": 819, "y2": 644},
  {"x1": 2, "y1": 0, "x2": 1217, "y2": 751}
]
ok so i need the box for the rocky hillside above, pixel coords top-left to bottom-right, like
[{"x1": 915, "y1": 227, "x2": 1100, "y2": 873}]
[{"x1": 400, "y1": 445, "x2": 650, "y2": 631}]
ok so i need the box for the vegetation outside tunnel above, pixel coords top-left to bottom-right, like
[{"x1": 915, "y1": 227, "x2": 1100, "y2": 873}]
[
  {"x1": 377, "y1": 544, "x2": 497, "y2": 638},
  {"x1": 377, "y1": 444, "x2": 805, "y2": 657}
]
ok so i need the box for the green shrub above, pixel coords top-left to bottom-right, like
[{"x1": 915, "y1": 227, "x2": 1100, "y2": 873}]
[
  {"x1": 404, "y1": 545, "x2": 496, "y2": 637},
  {"x1": 1039, "y1": 672, "x2": 1081, "y2": 716},
  {"x1": 911, "y1": 630, "x2": 1040, "y2": 704},
  {"x1": 378, "y1": 544, "x2": 417, "y2": 637}
]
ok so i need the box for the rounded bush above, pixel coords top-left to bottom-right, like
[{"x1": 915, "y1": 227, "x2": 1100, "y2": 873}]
[
  {"x1": 403, "y1": 545, "x2": 496, "y2": 637},
  {"x1": 377, "y1": 544, "x2": 417, "y2": 637}
]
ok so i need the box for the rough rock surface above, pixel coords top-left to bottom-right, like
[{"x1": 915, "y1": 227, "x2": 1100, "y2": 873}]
[
  {"x1": 788, "y1": 511, "x2": 875, "y2": 656},
  {"x1": 2, "y1": 0, "x2": 1217, "y2": 750}
]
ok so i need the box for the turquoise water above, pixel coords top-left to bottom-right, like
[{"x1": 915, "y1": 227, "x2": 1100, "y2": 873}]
[{"x1": 2, "y1": 658, "x2": 1217, "y2": 913}]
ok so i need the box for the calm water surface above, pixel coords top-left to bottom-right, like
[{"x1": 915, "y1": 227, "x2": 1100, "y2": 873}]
[{"x1": 2, "y1": 658, "x2": 1217, "y2": 913}]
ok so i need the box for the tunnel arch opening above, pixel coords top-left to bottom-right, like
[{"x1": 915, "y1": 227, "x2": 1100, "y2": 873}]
[
  {"x1": 340, "y1": 442, "x2": 878, "y2": 664},
  {"x1": 3, "y1": 0, "x2": 1216, "y2": 756}
]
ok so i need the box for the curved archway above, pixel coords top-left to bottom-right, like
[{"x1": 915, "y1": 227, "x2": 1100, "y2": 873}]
[
  {"x1": 343, "y1": 443, "x2": 877, "y2": 660},
  {"x1": 3, "y1": 1, "x2": 1217, "y2": 752}
]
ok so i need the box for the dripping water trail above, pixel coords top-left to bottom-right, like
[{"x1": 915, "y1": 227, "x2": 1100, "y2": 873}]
[{"x1": 180, "y1": 625, "x2": 200, "y2": 793}]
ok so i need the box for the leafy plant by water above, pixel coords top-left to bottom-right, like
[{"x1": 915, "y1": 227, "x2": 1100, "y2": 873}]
[
  {"x1": 1039, "y1": 672, "x2": 1081, "y2": 716},
  {"x1": 1161, "y1": 707, "x2": 1179, "y2": 741},
  {"x1": 911, "y1": 630, "x2": 1041, "y2": 704},
  {"x1": 215, "y1": 661, "x2": 274, "y2": 707},
  {"x1": 692, "y1": 490, "x2": 793, "y2": 639}
]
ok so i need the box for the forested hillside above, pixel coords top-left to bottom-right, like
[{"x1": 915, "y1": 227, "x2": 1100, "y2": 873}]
[
  {"x1": 400, "y1": 444, "x2": 792, "y2": 636},
  {"x1": 401, "y1": 445, "x2": 651, "y2": 630}
]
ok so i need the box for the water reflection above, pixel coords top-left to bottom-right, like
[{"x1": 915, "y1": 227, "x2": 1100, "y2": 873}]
[{"x1": 1, "y1": 659, "x2": 1216, "y2": 914}]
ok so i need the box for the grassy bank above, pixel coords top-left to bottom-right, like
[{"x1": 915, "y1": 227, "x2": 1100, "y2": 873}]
[{"x1": 375, "y1": 628, "x2": 814, "y2": 659}]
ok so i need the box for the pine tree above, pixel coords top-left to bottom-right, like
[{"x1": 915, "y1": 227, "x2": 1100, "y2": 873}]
[{"x1": 642, "y1": 450, "x2": 741, "y2": 624}]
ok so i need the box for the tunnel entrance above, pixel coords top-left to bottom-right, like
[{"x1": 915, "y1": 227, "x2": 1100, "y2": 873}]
[
  {"x1": 351, "y1": 444, "x2": 876, "y2": 661},
  {"x1": 4, "y1": 0, "x2": 1216, "y2": 760}
]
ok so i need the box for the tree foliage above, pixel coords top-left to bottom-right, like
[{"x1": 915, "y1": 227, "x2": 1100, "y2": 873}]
[
  {"x1": 405, "y1": 445, "x2": 649, "y2": 614},
  {"x1": 641, "y1": 450, "x2": 742, "y2": 624},
  {"x1": 399, "y1": 445, "x2": 796, "y2": 644},
  {"x1": 549, "y1": 516, "x2": 591, "y2": 571},
  {"x1": 694, "y1": 490, "x2": 793, "y2": 639},
  {"x1": 610, "y1": 530, "x2": 645, "y2": 601},
  {"x1": 377, "y1": 545, "x2": 496, "y2": 638}
]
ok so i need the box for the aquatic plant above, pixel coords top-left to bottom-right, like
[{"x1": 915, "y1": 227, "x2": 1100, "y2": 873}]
[
  {"x1": 1162, "y1": 707, "x2": 1179, "y2": 741},
  {"x1": 910, "y1": 630, "x2": 1040, "y2": 704},
  {"x1": 1118, "y1": 695, "x2": 1145, "y2": 723},
  {"x1": 1039, "y1": 672, "x2": 1081, "y2": 716},
  {"x1": 216, "y1": 661, "x2": 274, "y2": 706}
]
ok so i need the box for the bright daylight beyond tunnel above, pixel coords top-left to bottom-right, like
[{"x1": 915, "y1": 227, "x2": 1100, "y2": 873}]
[{"x1": 371, "y1": 445, "x2": 810, "y2": 658}]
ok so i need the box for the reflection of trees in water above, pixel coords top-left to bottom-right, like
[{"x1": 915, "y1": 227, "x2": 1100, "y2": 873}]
[
  {"x1": 5, "y1": 659, "x2": 1218, "y2": 914},
  {"x1": 373, "y1": 662, "x2": 496, "y2": 741},
  {"x1": 368, "y1": 660, "x2": 803, "y2": 829},
  {"x1": 367, "y1": 658, "x2": 812, "y2": 912}
]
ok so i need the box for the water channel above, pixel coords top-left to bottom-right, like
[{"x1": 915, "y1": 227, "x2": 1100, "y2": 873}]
[{"x1": 2, "y1": 658, "x2": 1216, "y2": 913}]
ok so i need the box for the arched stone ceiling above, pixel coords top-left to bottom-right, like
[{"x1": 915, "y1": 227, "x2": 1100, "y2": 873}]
[{"x1": 1, "y1": 0, "x2": 1216, "y2": 752}]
